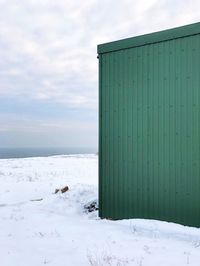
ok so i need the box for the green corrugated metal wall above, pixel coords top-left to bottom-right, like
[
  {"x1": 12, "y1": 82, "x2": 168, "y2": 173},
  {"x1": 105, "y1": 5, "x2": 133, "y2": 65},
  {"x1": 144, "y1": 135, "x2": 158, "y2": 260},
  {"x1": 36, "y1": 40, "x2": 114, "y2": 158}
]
[{"x1": 98, "y1": 23, "x2": 200, "y2": 227}]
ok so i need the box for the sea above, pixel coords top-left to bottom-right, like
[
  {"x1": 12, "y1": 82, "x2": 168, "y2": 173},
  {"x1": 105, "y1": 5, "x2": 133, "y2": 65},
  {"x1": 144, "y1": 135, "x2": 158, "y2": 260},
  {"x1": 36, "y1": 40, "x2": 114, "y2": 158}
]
[{"x1": 0, "y1": 147, "x2": 97, "y2": 159}]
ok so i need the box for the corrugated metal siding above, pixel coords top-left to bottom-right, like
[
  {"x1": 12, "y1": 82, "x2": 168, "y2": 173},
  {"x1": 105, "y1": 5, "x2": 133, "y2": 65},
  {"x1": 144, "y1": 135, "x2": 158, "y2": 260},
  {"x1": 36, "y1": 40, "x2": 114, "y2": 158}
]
[{"x1": 99, "y1": 33, "x2": 200, "y2": 227}]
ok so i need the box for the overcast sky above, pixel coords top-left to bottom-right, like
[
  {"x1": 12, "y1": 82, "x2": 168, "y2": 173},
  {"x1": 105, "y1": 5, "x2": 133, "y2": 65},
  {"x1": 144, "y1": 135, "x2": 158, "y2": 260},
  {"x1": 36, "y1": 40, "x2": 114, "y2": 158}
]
[{"x1": 0, "y1": 0, "x2": 199, "y2": 149}]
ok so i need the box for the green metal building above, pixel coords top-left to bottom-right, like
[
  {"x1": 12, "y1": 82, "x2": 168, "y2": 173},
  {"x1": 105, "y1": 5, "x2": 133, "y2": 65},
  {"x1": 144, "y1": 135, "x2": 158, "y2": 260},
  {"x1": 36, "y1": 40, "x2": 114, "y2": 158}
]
[{"x1": 98, "y1": 22, "x2": 200, "y2": 227}]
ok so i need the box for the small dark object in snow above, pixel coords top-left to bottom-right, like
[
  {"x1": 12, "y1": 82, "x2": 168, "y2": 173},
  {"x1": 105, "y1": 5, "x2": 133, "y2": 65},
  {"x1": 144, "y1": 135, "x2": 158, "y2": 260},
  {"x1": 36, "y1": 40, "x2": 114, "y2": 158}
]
[
  {"x1": 54, "y1": 189, "x2": 59, "y2": 194},
  {"x1": 61, "y1": 186, "x2": 69, "y2": 193},
  {"x1": 30, "y1": 198, "x2": 43, "y2": 202},
  {"x1": 54, "y1": 186, "x2": 69, "y2": 194},
  {"x1": 84, "y1": 200, "x2": 99, "y2": 213}
]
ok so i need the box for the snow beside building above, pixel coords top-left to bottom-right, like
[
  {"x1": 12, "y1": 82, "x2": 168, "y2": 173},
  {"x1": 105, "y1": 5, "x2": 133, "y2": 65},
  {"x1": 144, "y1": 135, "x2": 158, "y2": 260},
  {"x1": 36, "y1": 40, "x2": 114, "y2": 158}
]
[{"x1": 0, "y1": 154, "x2": 200, "y2": 266}]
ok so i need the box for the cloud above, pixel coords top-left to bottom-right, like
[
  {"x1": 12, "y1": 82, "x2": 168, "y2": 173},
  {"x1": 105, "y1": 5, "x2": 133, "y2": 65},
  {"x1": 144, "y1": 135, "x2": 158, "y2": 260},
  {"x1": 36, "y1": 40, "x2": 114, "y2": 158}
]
[
  {"x1": 0, "y1": 0, "x2": 199, "y2": 109},
  {"x1": 0, "y1": 0, "x2": 199, "y2": 148},
  {"x1": 0, "y1": 112, "x2": 98, "y2": 148},
  {"x1": 0, "y1": 113, "x2": 96, "y2": 133},
  {"x1": 0, "y1": 0, "x2": 98, "y2": 109}
]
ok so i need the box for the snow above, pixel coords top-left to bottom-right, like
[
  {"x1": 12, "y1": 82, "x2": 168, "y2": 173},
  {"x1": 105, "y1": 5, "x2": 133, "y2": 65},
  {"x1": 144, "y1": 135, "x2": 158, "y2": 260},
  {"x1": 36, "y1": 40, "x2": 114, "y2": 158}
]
[{"x1": 0, "y1": 154, "x2": 200, "y2": 266}]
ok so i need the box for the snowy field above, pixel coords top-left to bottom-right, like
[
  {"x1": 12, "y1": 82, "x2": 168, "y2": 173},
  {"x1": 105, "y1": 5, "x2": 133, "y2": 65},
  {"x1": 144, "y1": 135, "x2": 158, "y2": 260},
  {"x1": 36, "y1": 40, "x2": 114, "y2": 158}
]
[{"x1": 0, "y1": 154, "x2": 200, "y2": 266}]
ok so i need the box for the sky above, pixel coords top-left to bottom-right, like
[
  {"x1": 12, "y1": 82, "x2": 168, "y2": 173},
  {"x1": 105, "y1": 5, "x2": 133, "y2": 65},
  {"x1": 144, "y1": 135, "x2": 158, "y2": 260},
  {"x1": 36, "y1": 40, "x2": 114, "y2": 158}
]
[{"x1": 0, "y1": 0, "x2": 199, "y2": 149}]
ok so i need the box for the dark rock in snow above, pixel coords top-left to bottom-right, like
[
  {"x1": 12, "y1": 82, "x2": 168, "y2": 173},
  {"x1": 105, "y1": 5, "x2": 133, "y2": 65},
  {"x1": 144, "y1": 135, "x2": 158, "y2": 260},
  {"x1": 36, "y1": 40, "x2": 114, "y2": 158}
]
[
  {"x1": 61, "y1": 186, "x2": 69, "y2": 193},
  {"x1": 84, "y1": 200, "x2": 99, "y2": 213},
  {"x1": 54, "y1": 186, "x2": 69, "y2": 194}
]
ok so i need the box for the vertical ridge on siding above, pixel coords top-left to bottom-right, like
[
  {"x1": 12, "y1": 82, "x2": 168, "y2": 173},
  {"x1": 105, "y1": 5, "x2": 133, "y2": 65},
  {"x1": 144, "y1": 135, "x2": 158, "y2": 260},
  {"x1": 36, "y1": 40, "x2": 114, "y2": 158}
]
[{"x1": 98, "y1": 53, "x2": 102, "y2": 218}]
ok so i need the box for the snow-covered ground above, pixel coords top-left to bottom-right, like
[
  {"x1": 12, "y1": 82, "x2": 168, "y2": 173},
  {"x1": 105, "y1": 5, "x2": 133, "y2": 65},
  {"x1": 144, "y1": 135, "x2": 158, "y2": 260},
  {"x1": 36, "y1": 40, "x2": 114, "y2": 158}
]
[{"x1": 0, "y1": 154, "x2": 200, "y2": 266}]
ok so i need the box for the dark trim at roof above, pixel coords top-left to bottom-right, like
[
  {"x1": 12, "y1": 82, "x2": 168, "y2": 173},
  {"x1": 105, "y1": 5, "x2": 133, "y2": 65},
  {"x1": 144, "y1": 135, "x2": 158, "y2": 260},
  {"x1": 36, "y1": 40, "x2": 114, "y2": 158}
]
[{"x1": 97, "y1": 22, "x2": 200, "y2": 54}]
